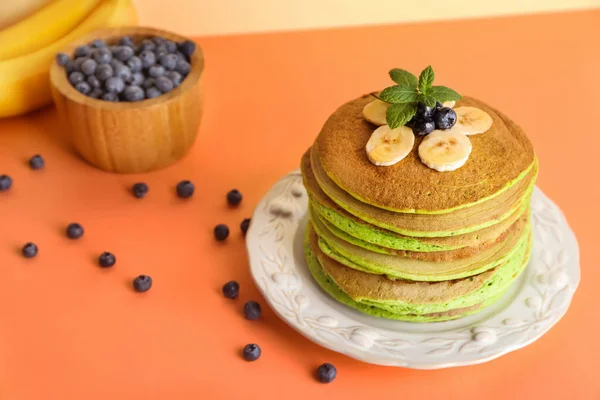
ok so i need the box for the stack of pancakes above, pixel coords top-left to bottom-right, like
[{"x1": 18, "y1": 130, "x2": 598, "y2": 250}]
[{"x1": 302, "y1": 95, "x2": 537, "y2": 322}]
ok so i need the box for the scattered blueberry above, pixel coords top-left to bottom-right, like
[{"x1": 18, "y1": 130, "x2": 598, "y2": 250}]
[
  {"x1": 66, "y1": 223, "x2": 84, "y2": 239},
  {"x1": 243, "y1": 344, "x2": 261, "y2": 361},
  {"x1": 433, "y1": 107, "x2": 457, "y2": 130},
  {"x1": 98, "y1": 252, "x2": 116, "y2": 267},
  {"x1": 132, "y1": 182, "x2": 149, "y2": 198},
  {"x1": 123, "y1": 85, "x2": 145, "y2": 102},
  {"x1": 80, "y1": 58, "x2": 97, "y2": 76},
  {"x1": 74, "y1": 45, "x2": 92, "y2": 57},
  {"x1": 222, "y1": 280, "x2": 239, "y2": 299},
  {"x1": 68, "y1": 71, "x2": 84, "y2": 85},
  {"x1": 0, "y1": 175, "x2": 12, "y2": 191},
  {"x1": 176, "y1": 180, "x2": 194, "y2": 198},
  {"x1": 75, "y1": 81, "x2": 91, "y2": 95},
  {"x1": 179, "y1": 40, "x2": 196, "y2": 58},
  {"x1": 226, "y1": 189, "x2": 242, "y2": 206},
  {"x1": 133, "y1": 275, "x2": 152, "y2": 292},
  {"x1": 416, "y1": 102, "x2": 434, "y2": 119},
  {"x1": 412, "y1": 118, "x2": 436, "y2": 136},
  {"x1": 244, "y1": 300, "x2": 261, "y2": 320},
  {"x1": 316, "y1": 363, "x2": 337, "y2": 383},
  {"x1": 155, "y1": 76, "x2": 173, "y2": 93},
  {"x1": 56, "y1": 53, "x2": 70, "y2": 66},
  {"x1": 213, "y1": 224, "x2": 229, "y2": 241},
  {"x1": 240, "y1": 218, "x2": 251, "y2": 236},
  {"x1": 22, "y1": 242, "x2": 38, "y2": 258},
  {"x1": 29, "y1": 155, "x2": 44, "y2": 170}
]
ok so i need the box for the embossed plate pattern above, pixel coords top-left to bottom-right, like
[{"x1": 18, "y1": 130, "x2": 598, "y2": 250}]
[{"x1": 246, "y1": 169, "x2": 580, "y2": 369}]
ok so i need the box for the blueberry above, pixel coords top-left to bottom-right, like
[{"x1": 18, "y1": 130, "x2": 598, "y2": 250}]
[
  {"x1": 416, "y1": 102, "x2": 434, "y2": 119},
  {"x1": 115, "y1": 45, "x2": 134, "y2": 62},
  {"x1": 164, "y1": 40, "x2": 177, "y2": 53},
  {"x1": 74, "y1": 45, "x2": 92, "y2": 57},
  {"x1": 174, "y1": 51, "x2": 187, "y2": 62},
  {"x1": 213, "y1": 224, "x2": 229, "y2": 241},
  {"x1": 126, "y1": 56, "x2": 142, "y2": 72},
  {"x1": 98, "y1": 252, "x2": 116, "y2": 267},
  {"x1": 56, "y1": 53, "x2": 70, "y2": 66},
  {"x1": 80, "y1": 58, "x2": 97, "y2": 76},
  {"x1": 132, "y1": 182, "x2": 149, "y2": 198},
  {"x1": 74, "y1": 56, "x2": 89, "y2": 71},
  {"x1": 87, "y1": 75, "x2": 101, "y2": 89},
  {"x1": 109, "y1": 45, "x2": 120, "y2": 55},
  {"x1": 138, "y1": 39, "x2": 155, "y2": 52},
  {"x1": 142, "y1": 78, "x2": 156, "y2": 89},
  {"x1": 243, "y1": 344, "x2": 261, "y2": 361},
  {"x1": 113, "y1": 64, "x2": 131, "y2": 81},
  {"x1": 90, "y1": 39, "x2": 106, "y2": 48},
  {"x1": 179, "y1": 40, "x2": 196, "y2": 58},
  {"x1": 95, "y1": 64, "x2": 113, "y2": 80},
  {"x1": 29, "y1": 155, "x2": 44, "y2": 170},
  {"x1": 434, "y1": 101, "x2": 443, "y2": 112},
  {"x1": 176, "y1": 180, "x2": 194, "y2": 198},
  {"x1": 240, "y1": 218, "x2": 251, "y2": 236},
  {"x1": 244, "y1": 301, "x2": 261, "y2": 320},
  {"x1": 123, "y1": 85, "x2": 144, "y2": 102},
  {"x1": 154, "y1": 45, "x2": 168, "y2": 58},
  {"x1": 119, "y1": 36, "x2": 135, "y2": 47},
  {"x1": 411, "y1": 118, "x2": 435, "y2": 136},
  {"x1": 89, "y1": 88, "x2": 103, "y2": 99},
  {"x1": 64, "y1": 60, "x2": 77, "y2": 73},
  {"x1": 109, "y1": 58, "x2": 123, "y2": 69},
  {"x1": 133, "y1": 275, "x2": 152, "y2": 292},
  {"x1": 75, "y1": 81, "x2": 91, "y2": 95},
  {"x1": 158, "y1": 54, "x2": 177, "y2": 70},
  {"x1": 152, "y1": 36, "x2": 166, "y2": 46},
  {"x1": 226, "y1": 189, "x2": 242, "y2": 206},
  {"x1": 101, "y1": 92, "x2": 119, "y2": 102},
  {"x1": 139, "y1": 50, "x2": 156, "y2": 68},
  {"x1": 129, "y1": 72, "x2": 144, "y2": 86},
  {"x1": 148, "y1": 65, "x2": 165, "y2": 78},
  {"x1": 145, "y1": 87, "x2": 161, "y2": 99},
  {"x1": 22, "y1": 242, "x2": 38, "y2": 258},
  {"x1": 105, "y1": 77, "x2": 125, "y2": 94},
  {"x1": 433, "y1": 107, "x2": 457, "y2": 130},
  {"x1": 155, "y1": 76, "x2": 173, "y2": 93},
  {"x1": 0, "y1": 175, "x2": 13, "y2": 191},
  {"x1": 316, "y1": 363, "x2": 337, "y2": 383},
  {"x1": 68, "y1": 71, "x2": 84, "y2": 85},
  {"x1": 166, "y1": 71, "x2": 182, "y2": 87},
  {"x1": 222, "y1": 280, "x2": 239, "y2": 299},
  {"x1": 175, "y1": 60, "x2": 191, "y2": 75},
  {"x1": 66, "y1": 223, "x2": 84, "y2": 239}
]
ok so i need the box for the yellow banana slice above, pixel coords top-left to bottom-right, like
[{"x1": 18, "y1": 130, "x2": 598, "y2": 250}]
[
  {"x1": 449, "y1": 106, "x2": 493, "y2": 135},
  {"x1": 362, "y1": 99, "x2": 389, "y2": 126},
  {"x1": 442, "y1": 101, "x2": 455, "y2": 108},
  {"x1": 366, "y1": 125, "x2": 415, "y2": 166},
  {"x1": 418, "y1": 130, "x2": 472, "y2": 172}
]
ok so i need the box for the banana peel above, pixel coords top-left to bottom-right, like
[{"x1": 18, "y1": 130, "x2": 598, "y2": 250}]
[{"x1": 0, "y1": 0, "x2": 137, "y2": 118}]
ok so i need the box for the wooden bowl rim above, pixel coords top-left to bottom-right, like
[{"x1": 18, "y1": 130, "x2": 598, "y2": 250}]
[{"x1": 49, "y1": 26, "x2": 204, "y2": 110}]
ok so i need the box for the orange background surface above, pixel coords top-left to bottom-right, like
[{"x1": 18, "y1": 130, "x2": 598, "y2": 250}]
[{"x1": 1, "y1": 10, "x2": 599, "y2": 400}]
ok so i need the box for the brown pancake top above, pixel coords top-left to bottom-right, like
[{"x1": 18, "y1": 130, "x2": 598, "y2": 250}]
[{"x1": 315, "y1": 95, "x2": 535, "y2": 212}]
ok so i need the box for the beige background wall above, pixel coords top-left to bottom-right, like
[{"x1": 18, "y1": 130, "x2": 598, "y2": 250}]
[{"x1": 135, "y1": 0, "x2": 600, "y2": 36}]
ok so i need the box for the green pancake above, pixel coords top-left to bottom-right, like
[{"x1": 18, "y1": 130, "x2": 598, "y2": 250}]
[
  {"x1": 304, "y1": 227, "x2": 527, "y2": 322},
  {"x1": 313, "y1": 208, "x2": 531, "y2": 281}
]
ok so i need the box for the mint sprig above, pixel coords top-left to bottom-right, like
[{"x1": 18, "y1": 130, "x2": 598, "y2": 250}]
[{"x1": 377, "y1": 66, "x2": 462, "y2": 129}]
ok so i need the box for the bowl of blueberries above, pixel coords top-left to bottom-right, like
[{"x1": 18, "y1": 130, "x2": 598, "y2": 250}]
[{"x1": 49, "y1": 27, "x2": 204, "y2": 173}]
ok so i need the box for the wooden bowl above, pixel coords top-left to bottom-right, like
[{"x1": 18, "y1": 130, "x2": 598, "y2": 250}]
[{"x1": 50, "y1": 26, "x2": 204, "y2": 173}]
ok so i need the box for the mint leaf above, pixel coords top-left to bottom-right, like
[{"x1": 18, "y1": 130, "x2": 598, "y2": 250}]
[
  {"x1": 389, "y1": 69, "x2": 418, "y2": 88},
  {"x1": 418, "y1": 66, "x2": 435, "y2": 94},
  {"x1": 419, "y1": 94, "x2": 436, "y2": 108},
  {"x1": 429, "y1": 86, "x2": 462, "y2": 102},
  {"x1": 379, "y1": 85, "x2": 419, "y2": 104},
  {"x1": 386, "y1": 102, "x2": 417, "y2": 129}
]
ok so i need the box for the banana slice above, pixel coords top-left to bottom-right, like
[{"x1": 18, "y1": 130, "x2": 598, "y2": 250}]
[
  {"x1": 442, "y1": 101, "x2": 455, "y2": 108},
  {"x1": 449, "y1": 106, "x2": 493, "y2": 135},
  {"x1": 366, "y1": 125, "x2": 415, "y2": 166},
  {"x1": 418, "y1": 130, "x2": 472, "y2": 172},
  {"x1": 362, "y1": 99, "x2": 390, "y2": 126}
]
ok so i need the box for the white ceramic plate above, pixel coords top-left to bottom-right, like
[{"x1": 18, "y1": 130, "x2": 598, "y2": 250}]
[{"x1": 246, "y1": 169, "x2": 580, "y2": 369}]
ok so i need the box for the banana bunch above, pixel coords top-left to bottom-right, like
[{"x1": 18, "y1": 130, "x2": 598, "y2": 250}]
[{"x1": 0, "y1": 0, "x2": 137, "y2": 118}]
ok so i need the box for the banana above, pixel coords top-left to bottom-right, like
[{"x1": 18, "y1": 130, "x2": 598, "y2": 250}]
[
  {"x1": 366, "y1": 125, "x2": 415, "y2": 166},
  {"x1": 442, "y1": 101, "x2": 455, "y2": 108},
  {"x1": 418, "y1": 130, "x2": 472, "y2": 172},
  {"x1": 0, "y1": 0, "x2": 53, "y2": 30},
  {"x1": 0, "y1": 0, "x2": 102, "y2": 60},
  {"x1": 0, "y1": 0, "x2": 137, "y2": 118},
  {"x1": 363, "y1": 99, "x2": 389, "y2": 126},
  {"x1": 447, "y1": 106, "x2": 493, "y2": 135}
]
